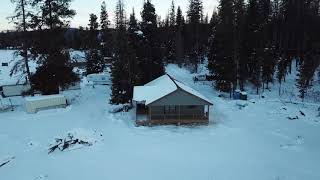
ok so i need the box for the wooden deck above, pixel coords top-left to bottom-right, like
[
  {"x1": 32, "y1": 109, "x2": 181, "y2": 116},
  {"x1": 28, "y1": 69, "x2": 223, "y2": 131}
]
[
  {"x1": 136, "y1": 114, "x2": 209, "y2": 126},
  {"x1": 135, "y1": 105, "x2": 210, "y2": 126}
]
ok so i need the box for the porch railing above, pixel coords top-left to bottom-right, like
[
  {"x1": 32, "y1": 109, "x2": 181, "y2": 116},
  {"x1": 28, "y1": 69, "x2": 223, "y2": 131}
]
[{"x1": 150, "y1": 114, "x2": 208, "y2": 121}]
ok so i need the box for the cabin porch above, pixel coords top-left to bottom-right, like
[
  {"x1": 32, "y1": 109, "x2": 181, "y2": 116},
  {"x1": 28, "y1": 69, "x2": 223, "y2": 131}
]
[{"x1": 136, "y1": 104, "x2": 210, "y2": 126}]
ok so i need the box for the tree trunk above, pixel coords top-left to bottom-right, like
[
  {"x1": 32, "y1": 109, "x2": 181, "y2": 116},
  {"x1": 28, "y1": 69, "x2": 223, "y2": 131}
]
[
  {"x1": 21, "y1": 0, "x2": 34, "y2": 96},
  {"x1": 48, "y1": 0, "x2": 53, "y2": 29}
]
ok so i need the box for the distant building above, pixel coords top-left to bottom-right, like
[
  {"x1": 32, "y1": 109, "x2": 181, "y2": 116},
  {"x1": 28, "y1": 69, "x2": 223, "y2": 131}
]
[{"x1": 133, "y1": 74, "x2": 213, "y2": 126}]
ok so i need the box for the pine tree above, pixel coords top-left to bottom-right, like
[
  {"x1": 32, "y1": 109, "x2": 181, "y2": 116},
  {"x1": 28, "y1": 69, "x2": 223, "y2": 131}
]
[
  {"x1": 186, "y1": 0, "x2": 204, "y2": 72},
  {"x1": 31, "y1": 51, "x2": 79, "y2": 95},
  {"x1": 257, "y1": 0, "x2": 277, "y2": 90},
  {"x1": 187, "y1": 0, "x2": 203, "y2": 25},
  {"x1": 100, "y1": 1, "x2": 112, "y2": 58},
  {"x1": 207, "y1": 11, "x2": 218, "y2": 81},
  {"x1": 128, "y1": 8, "x2": 138, "y2": 33},
  {"x1": 29, "y1": 0, "x2": 79, "y2": 94},
  {"x1": 86, "y1": 49, "x2": 104, "y2": 75},
  {"x1": 8, "y1": 0, "x2": 34, "y2": 95},
  {"x1": 169, "y1": 0, "x2": 176, "y2": 27},
  {"x1": 209, "y1": 11, "x2": 218, "y2": 30},
  {"x1": 110, "y1": 0, "x2": 131, "y2": 104},
  {"x1": 176, "y1": 6, "x2": 184, "y2": 27},
  {"x1": 88, "y1": 14, "x2": 99, "y2": 31},
  {"x1": 140, "y1": 0, "x2": 164, "y2": 83},
  {"x1": 296, "y1": 53, "x2": 320, "y2": 100},
  {"x1": 87, "y1": 13, "x2": 99, "y2": 48},
  {"x1": 246, "y1": 0, "x2": 263, "y2": 94},
  {"x1": 175, "y1": 6, "x2": 185, "y2": 66},
  {"x1": 30, "y1": 0, "x2": 76, "y2": 29},
  {"x1": 276, "y1": 55, "x2": 288, "y2": 95},
  {"x1": 208, "y1": 0, "x2": 236, "y2": 95},
  {"x1": 204, "y1": 13, "x2": 209, "y2": 24},
  {"x1": 233, "y1": 0, "x2": 246, "y2": 90},
  {"x1": 100, "y1": 1, "x2": 110, "y2": 30},
  {"x1": 165, "y1": 13, "x2": 170, "y2": 28},
  {"x1": 127, "y1": 8, "x2": 142, "y2": 92},
  {"x1": 86, "y1": 13, "x2": 104, "y2": 75}
]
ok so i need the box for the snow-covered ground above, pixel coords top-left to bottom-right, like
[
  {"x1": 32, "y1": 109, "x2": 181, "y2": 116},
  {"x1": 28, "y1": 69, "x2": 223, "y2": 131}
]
[{"x1": 0, "y1": 55, "x2": 320, "y2": 179}]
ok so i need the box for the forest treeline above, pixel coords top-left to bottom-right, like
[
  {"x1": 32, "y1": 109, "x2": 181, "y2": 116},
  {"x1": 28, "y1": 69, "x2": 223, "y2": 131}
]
[{"x1": 2, "y1": 0, "x2": 320, "y2": 103}]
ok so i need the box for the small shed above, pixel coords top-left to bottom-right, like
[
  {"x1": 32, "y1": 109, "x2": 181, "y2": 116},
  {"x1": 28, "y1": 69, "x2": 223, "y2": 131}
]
[
  {"x1": 133, "y1": 74, "x2": 213, "y2": 126},
  {"x1": 24, "y1": 95, "x2": 67, "y2": 113},
  {"x1": 1, "y1": 84, "x2": 31, "y2": 97},
  {"x1": 87, "y1": 73, "x2": 110, "y2": 85}
]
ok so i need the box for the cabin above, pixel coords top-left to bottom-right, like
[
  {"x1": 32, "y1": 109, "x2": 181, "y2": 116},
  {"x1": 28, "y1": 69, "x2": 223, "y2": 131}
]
[
  {"x1": 24, "y1": 95, "x2": 67, "y2": 113},
  {"x1": 133, "y1": 74, "x2": 213, "y2": 126}
]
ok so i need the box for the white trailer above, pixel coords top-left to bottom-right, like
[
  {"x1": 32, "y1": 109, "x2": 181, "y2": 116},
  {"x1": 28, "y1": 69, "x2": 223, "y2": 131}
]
[
  {"x1": 87, "y1": 74, "x2": 110, "y2": 85},
  {"x1": 24, "y1": 95, "x2": 67, "y2": 113},
  {"x1": 1, "y1": 84, "x2": 31, "y2": 97}
]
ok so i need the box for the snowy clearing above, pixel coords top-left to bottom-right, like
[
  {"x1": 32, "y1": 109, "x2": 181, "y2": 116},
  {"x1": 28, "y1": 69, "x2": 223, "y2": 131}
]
[{"x1": 1, "y1": 58, "x2": 320, "y2": 180}]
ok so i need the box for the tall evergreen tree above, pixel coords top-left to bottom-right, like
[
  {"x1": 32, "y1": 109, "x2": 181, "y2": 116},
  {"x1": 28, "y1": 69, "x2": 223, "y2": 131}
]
[
  {"x1": 8, "y1": 0, "x2": 34, "y2": 95},
  {"x1": 100, "y1": 1, "x2": 112, "y2": 58},
  {"x1": 88, "y1": 13, "x2": 99, "y2": 31},
  {"x1": 169, "y1": 0, "x2": 176, "y2": 27},
  {"x1": 140, "y1": 0, "x2": 165, "y2": 83},
  {"x1": 176, "y1": 6, "x2": 184, "y2": 27},
  {"x1": 127, "y1": 8, "x2": 142, "y2": 95},
  {"x1": 296, "y1": 53, "x2": 320, "y2": 100},
  {"x1": 245, "y1": 0, "x2": 263, "y2": 94},
  {"x1": 186, "y1": 0, "x2": 204, "y2": 72},
  {"x1": 175, "y1": 6, "x2": 185, "y2": 66},
  {"x1": 204, "y1": 13, "x2": 209, "y2": 24},
  {"x1": 100, "y1": 1, "x2": 110, "y2": 30},
  {"x1": 208, "y1": 0, "x2": 236, "y2": 95},
  {"x1": 30, "y1": 0, "x2": 76, "y2": 29},
  {"x1": 29, "y1": 0, "x2": 78, "y2": 94},
  {"x1": 233, "y1": 0, "x2": 246, "y2": 90},
  {"x1": 86, "y1": 13, "x2": 104, "y2": 75},
  {"x1": 110, "y1": 0, "x2": 131, "y2": 104}
]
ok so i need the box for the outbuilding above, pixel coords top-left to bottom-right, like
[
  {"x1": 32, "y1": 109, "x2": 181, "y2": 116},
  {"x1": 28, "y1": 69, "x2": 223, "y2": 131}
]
[
  {"x1": 133, "y1": 74, "x2": 213, "y2": 126},
  {"x1": 24, "y1": 95, "x2": 67, "y2": 113},
  {"x1": 87, "y1": 73, "x2": 110, "y2": 85},
  {"x1": 1, "y1": 84, "x2": 31, "y2": 97}
]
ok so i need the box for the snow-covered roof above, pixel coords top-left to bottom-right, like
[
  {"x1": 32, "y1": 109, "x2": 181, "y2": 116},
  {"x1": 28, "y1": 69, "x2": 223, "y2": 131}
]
[
  {"x1": 25, "y1": 94, "x2": 66, "y2": 102},
  {"x1": 173, "y1": 80, "x2": 212, "y2": 104},
  {"x1": 133, "y1": 74, "x2": 213, "y2": 105},
  {"x1": 133, "y1": 75, "x2": 177, "y2": 105}
]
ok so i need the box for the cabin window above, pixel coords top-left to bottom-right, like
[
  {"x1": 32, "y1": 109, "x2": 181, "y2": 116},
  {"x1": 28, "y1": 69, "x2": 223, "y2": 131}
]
[
  {"x1": 164, "y1": 106, "x2": 177, "y2": 114},
  {"x1": 187, "y1": 105, "x2": 197, "y2": 109}
]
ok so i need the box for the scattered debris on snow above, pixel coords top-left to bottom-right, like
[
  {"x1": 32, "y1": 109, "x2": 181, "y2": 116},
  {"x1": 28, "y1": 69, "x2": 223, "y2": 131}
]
[
  {"x1": 48, "y1": 129, "x2": 102, "y2": 154},
  {"x1": 0, "y1": 156, "x2": 15, "y2": 168},
  {"x1": 236, "y1": 101, "x2": 249, "y2": 110},
  {"x1": 108, "y1": 104, "x2": 133, "y2": 113},
  {"x1": 299, "y1": 110, "x2": 306, "y2": 116},
  {"x1": 34, "y1": 174, "x2": 49, "y2": 180},
  {"x1": 287, "y1": 116, "x2": 299, "y2": 120}
]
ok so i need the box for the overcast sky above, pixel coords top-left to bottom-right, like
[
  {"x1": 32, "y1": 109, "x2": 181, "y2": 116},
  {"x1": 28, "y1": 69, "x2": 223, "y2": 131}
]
[{"x1": 0, "y1": 0, "x2": 218, "y2": 31}]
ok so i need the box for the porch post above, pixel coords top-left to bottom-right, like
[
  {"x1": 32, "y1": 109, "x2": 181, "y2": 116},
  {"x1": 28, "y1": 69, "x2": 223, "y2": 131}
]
[
  {"x1": 179, "y1": 105, "x2": 181, "y2": 121},
  {"x1": 149, "y1": 106, "x2": 151, "y2": 121},
  {"x1": 207, "y1": 105, "x2": 210, "y2": 121}
]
